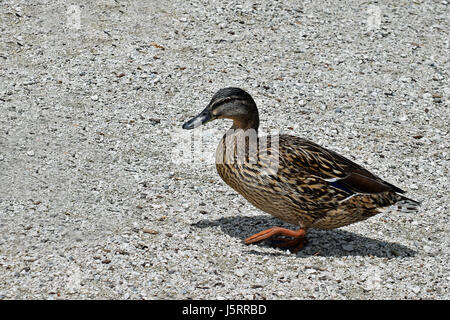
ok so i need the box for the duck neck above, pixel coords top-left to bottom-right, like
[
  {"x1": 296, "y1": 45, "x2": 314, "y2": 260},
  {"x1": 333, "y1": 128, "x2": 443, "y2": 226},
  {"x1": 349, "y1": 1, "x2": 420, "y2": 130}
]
[
  {"x1": 230, "y1": 114, "x2": 259, "y2": 131},
  {"x1": 217, "y1": 116, "x2": 260, "y2": 168}
]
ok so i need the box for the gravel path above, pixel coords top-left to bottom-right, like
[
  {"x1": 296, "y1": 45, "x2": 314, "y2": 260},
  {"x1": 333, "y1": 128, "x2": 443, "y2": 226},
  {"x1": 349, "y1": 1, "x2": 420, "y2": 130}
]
[{"x1": 0, "y1": 0, "x2": 448, "y2": 299}]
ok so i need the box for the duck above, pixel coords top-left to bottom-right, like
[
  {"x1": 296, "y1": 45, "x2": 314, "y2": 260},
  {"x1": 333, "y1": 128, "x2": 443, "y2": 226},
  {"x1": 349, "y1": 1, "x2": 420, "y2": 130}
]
[{"x1": 182, "y1": 87, "x2": 420, "y2": 253}]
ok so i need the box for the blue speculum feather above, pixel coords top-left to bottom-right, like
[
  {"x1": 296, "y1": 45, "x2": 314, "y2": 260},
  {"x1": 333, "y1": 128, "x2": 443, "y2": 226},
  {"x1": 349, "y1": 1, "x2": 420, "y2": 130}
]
[{"x1": 329, "y1": 181, "x2": 354, "y2": 195}]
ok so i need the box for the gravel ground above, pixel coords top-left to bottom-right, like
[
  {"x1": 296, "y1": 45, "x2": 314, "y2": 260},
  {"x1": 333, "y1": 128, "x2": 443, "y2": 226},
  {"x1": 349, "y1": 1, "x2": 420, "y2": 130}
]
[{"x1": 0, "y1": 0, "x2": 449, "y2": 300}]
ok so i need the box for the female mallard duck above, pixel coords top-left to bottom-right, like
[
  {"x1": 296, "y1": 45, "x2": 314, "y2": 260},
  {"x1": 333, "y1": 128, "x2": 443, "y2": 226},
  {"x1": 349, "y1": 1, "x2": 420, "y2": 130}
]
[{"x1": 182, "y1": 87, "x2": 420, "y2": 253}]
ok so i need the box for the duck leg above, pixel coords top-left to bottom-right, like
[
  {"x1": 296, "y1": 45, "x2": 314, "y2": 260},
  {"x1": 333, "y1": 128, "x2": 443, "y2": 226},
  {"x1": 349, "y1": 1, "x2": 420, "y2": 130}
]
[{"x1": 244, "y1": 227, "x2": 307, "y2": 253}]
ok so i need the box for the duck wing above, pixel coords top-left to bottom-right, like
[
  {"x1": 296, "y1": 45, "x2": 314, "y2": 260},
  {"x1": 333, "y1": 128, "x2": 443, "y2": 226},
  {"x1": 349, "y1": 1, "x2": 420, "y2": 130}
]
[{"x1": 277, "y1": 135, "x2": 405, "y2": 195}]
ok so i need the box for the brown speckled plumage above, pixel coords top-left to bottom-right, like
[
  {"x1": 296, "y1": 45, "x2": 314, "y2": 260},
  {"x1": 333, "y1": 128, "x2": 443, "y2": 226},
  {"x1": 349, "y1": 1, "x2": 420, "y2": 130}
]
[
  {"x1": 183, "y1": 87, "x2": 420, "y2": 252},
  {"x1": 216, "y1": 132, "x2": 409, "y2": 230}
]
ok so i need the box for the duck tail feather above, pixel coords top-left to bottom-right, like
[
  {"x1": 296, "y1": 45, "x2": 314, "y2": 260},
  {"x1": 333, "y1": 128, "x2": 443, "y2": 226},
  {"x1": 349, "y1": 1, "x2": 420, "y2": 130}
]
[{"x1": 395, "y1": 195, "x2": 421, "y2": 213}]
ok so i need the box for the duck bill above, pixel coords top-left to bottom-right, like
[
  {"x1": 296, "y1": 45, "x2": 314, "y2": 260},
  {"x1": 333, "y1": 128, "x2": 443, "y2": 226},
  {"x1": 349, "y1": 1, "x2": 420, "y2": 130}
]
[{"x1": 182, "y1": 107, "x2": 213, "y2": 130}]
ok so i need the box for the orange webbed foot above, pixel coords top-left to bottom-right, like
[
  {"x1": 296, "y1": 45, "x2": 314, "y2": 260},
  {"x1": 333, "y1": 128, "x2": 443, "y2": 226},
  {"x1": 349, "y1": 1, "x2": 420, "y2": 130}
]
[{"x1": 244, "y1": 227, "x2": 307, "y2": 253}]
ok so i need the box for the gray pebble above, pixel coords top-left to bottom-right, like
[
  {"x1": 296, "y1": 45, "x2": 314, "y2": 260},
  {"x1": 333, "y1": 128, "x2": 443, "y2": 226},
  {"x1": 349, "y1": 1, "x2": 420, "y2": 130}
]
[{"x1": 342, "y1": 244, "x2": 354, "y2": 252}]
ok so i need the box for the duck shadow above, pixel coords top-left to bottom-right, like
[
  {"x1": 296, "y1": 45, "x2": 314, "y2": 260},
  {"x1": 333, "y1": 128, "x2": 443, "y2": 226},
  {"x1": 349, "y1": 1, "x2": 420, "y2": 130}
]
[{"x1": 192, "y1": 215, "x2": 416, "y2": 258}]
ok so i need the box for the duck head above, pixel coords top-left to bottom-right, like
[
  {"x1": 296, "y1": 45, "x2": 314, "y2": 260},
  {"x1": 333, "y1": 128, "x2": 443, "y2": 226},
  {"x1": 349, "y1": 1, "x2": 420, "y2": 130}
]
[{"x1": 182, "y1": 87, "x2": 259, "y2": 130}]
